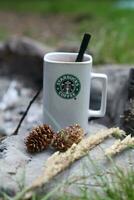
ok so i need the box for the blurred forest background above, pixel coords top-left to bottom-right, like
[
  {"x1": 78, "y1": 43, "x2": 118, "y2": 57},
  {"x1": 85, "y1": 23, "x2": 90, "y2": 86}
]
[{"x1": 0, "y1": 0, "x2": 133, "y2": 64}]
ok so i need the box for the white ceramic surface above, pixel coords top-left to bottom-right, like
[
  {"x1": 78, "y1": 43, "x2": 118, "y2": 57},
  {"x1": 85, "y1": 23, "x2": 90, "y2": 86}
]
[{"x1": 43, "y1": 52, "x2": 107, "y2": 132}]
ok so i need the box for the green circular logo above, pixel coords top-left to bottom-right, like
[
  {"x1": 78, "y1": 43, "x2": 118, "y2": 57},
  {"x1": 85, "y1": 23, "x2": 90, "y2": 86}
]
[{"x1": 55, "y1": 74, "x2": 81, "y2": 99}]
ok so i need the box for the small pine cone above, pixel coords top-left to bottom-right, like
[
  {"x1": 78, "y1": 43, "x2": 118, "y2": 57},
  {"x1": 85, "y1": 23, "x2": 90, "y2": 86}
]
[
  {"x1": 51, "y1": 124, "x2": 84, "y2": 152},
  {"x1": 25, "y1": 124, "x2": 55, "y2": 153}
]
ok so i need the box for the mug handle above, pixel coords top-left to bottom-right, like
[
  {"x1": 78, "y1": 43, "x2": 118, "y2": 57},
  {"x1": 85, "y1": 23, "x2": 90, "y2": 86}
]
[{"x1": 88, "y1": 73, "x2": 107, "y2": 118}]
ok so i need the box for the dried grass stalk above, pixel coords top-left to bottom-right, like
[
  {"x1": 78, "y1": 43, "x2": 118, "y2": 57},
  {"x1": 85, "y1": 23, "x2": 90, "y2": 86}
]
[
  {"x1": 29, "y1": 127, "x2": 124, "y2": 190},
  {"x1": 105, "y1": 135, "x2": 134, "y2": 156}
]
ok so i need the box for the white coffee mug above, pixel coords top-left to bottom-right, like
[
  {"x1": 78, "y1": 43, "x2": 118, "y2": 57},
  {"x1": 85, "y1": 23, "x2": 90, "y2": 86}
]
[{"x1": 43, "y1": 52, "x2": 107, "y2": 132}]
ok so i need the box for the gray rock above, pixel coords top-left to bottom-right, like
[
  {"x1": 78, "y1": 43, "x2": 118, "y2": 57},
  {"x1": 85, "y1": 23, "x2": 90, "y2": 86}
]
[
  {"x1": 0, "y1": 37, "x2": 134, "y2": 197},
  {"x1": 91, "y1": 65, "x2": 134, "y2": 126},
  {"x1": 0, "y1": 37, "x2": 53, "y2": 85},
  {"x1": 5, "y1": 36, "x2": 52, "y2": 57},
  {"x1": 0, "y1": 127, "x2": 7, "y2": 137},
  {"x1": 0, "y1": 123, "x2": 133, "y2": 197}
]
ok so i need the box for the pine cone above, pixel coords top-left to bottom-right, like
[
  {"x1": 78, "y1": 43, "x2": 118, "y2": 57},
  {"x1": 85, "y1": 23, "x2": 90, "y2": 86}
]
[
  {"x1": 51, "y1": 124, "x2": 84, "y2": 152},
  {"x1": 25, "y1": 124, "x2": 55, "y2": 153}
]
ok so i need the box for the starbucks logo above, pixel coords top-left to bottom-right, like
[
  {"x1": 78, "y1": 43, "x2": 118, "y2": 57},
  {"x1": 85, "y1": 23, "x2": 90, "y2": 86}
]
[{"x1": 55, "y1": 74, "x2": 81, "y2": 99}]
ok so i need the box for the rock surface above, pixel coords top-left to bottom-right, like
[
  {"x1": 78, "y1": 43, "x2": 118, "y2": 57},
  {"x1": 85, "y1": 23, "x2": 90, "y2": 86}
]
[
  {"x1": 0, "y1": 36, "x2": 53, "y2": 85},
  {"x1": 90, "y1": 65, "x2": 132, "y2": 126},
  {"x1": 0, "y1": 37, "x2": 134, "y2": 197},
  {"x1": 0, "y1": 123, "x2": 133, "y2": 197},
  {"x1": 0, "y1": 78, "x2": 133, "y2": 197}
]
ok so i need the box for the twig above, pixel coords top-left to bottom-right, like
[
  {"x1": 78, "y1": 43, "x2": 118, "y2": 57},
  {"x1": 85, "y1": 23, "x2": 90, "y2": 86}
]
[
  {"x1": 12, "y1": 87, "x2": 42, "y2": 135},
  {"x1": 0, "y1": 136, "x2": 6, "y2": 143}
]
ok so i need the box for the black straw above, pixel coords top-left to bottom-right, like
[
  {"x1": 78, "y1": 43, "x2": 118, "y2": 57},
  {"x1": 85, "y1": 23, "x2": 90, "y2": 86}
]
[{"x1": 75, "y1": 33, "x2": 91, "y2": 62}]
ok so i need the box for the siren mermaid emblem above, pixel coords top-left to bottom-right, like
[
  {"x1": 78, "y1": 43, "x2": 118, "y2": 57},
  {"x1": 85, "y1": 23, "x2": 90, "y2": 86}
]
[{"x1": 55, "y1": 74, "x2": 81, "y2": 99}]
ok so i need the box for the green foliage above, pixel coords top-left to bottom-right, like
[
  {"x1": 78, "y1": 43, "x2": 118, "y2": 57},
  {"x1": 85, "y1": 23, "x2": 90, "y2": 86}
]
[
  {"x1": 0, "y1": 0, "x2": 133, "y2": 64},
  {"x1": 0, "y1": 0, "x2": 119, "y2": 14},
  {"x1": 0, "y1": 161, "x2": 134, "y2": 200},
  {"x1": 0, "y1": 28, "x2": 9, "y2": 40}
]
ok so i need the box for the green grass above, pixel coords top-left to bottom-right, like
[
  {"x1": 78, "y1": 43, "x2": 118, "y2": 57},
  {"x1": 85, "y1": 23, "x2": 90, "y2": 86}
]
[
  {"x1": 0, "y1": 163, "x2": 133, "y2": 200},
  {"x1": 0, "y1": 28, "x2": 9, "y2": 41},
  {"x1": 0, "y1": 0, "x2": 117, "y2": 14},
  {"x1": 0, "y1": 0, "x2": 134, "y2": 64}
]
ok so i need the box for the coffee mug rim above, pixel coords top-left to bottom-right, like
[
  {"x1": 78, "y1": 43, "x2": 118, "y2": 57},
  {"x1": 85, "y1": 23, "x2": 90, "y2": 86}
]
[{"x1": 44, "y1": 52, "x2": 92, "y2": 64}]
